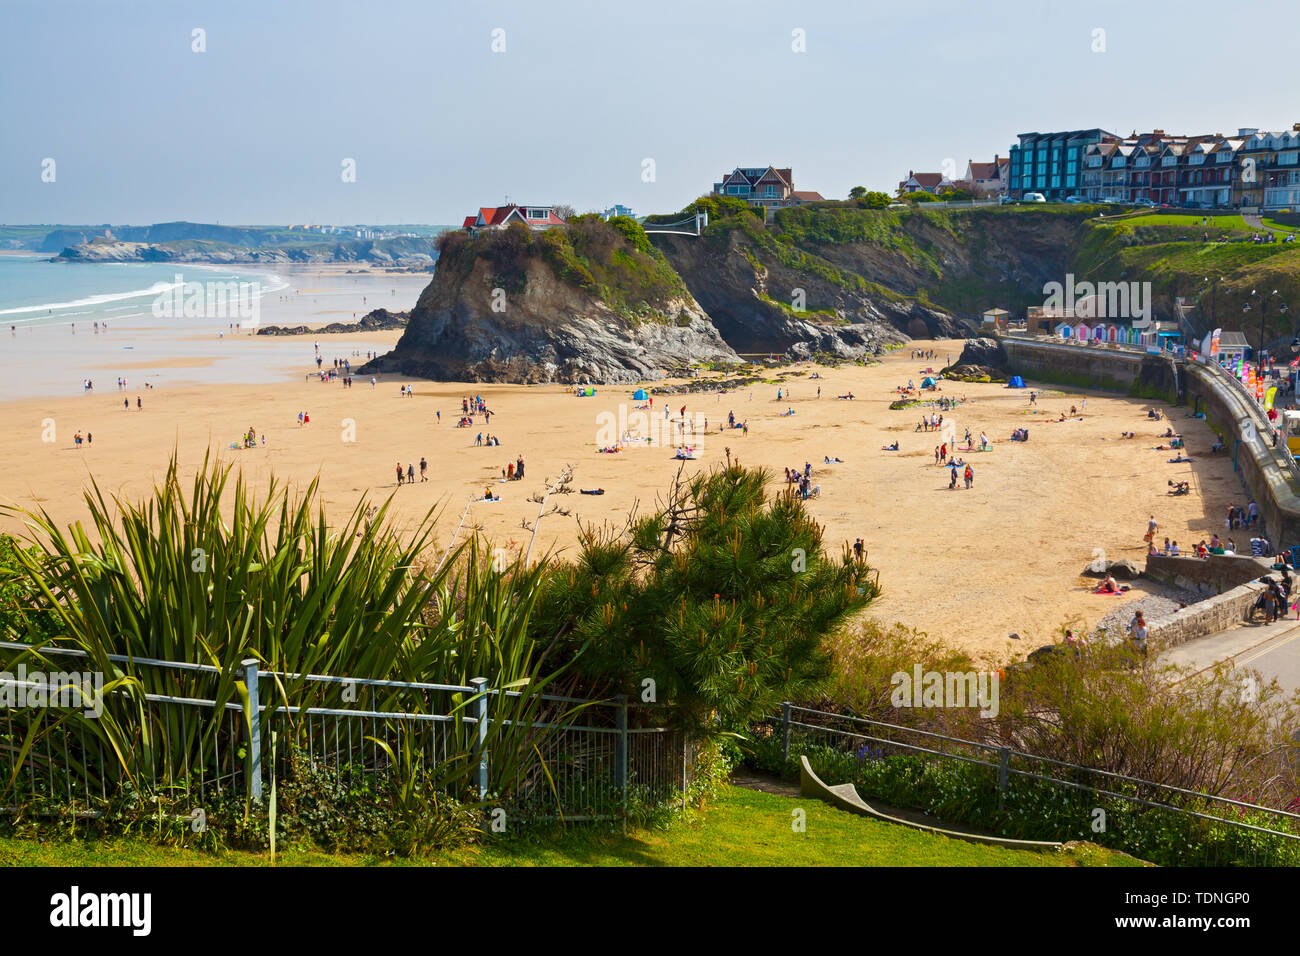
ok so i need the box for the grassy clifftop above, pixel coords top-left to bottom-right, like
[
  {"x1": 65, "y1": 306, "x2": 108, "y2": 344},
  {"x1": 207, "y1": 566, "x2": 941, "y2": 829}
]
[{"x1": 434, "y1": 215, "x2": 690, "y2": 322}]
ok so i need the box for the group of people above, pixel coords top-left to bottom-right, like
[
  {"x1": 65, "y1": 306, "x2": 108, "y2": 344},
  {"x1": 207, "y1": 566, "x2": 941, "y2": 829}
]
[
  {"x1": 475, "y1": 433, "x2": 501, "y2": 447},
  {"x1": 1251, "y1": 572, "x2": 1293, "y2": 623},
  {"x1": 240, "y1": 426, "x2": 263, "y2": 449},
  {"x1": 784, "y1": 463, "x2": 817, "y2": 499},
  {"x1": 395, "y1": 458, "x2": 430, "y2": 485},
  {"x1": 949, "y1": 461, "x2": 974, "y2": 490},
  {"x1": 1226, "y1": 501, "x2": 1261, "y2": 530},
  {"x1": 502, "y1": 456, "x2": 526, "y2": 480},
  {"x1": 1010, "y1": 428, "x2": 1029, "y2": 442}
]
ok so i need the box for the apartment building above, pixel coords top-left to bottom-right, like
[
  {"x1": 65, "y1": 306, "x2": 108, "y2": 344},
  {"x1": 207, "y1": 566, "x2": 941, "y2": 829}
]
[
  {"x1": 1008, "y1": 129, "x2": 1117, "y2": 200},
  {"x1": 1074, "y1": 125, "x2": 1300, "y2": 209}
]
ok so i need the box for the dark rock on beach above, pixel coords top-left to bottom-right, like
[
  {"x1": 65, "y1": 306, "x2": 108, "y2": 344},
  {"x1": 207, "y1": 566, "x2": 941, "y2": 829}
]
[
  {"x1": 256, "y1": 308, "x2": 409, "y2": 337},
  {"x1": 1081, "y1": 558, "x2": 1143, "y2": 580}
]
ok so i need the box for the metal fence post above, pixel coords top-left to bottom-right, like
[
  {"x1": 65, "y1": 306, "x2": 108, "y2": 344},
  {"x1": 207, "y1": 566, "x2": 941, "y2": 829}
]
[
  {"x1": 997, "y1": 746, "x2": 1010, "y2": 811},
  {"x1": 471, "y1": 677, "x2": 488, "y2": 800},
  {"x1": 781, "y1": 701, "x2": 792, "y2": 765},
  {"x1": 242, "y1": 659, "x2": 262, "y2": 803},
  {"x1": 614, "y1": 694, "x2": 629, "y2": 794}
]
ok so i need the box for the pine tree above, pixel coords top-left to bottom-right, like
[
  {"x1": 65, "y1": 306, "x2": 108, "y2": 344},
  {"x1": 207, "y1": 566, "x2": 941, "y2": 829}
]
[{"x1": 533, "y1": 465, "x2": 879, "y2": 729}]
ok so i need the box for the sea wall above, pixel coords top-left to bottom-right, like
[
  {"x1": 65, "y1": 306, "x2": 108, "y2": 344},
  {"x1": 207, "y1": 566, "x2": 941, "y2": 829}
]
[
  {"x1": 1146, "y1": 579, "x2": 1269, "y2": 651},
  {"x1": 1144, "y1": 553, "x2": 1273, "y2": 595},
  {"x1": 1183, "y1": 362, "x2": 1300, "y2": 551},
  {"x1": 1000, "y1": 336, "x2": 1178, "y2": 400}
]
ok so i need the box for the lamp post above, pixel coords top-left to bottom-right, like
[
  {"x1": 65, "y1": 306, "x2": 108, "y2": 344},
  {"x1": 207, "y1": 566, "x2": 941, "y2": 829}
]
[{"x1": 1243, "y1": 288, "x2": 1289, "y2": 380}]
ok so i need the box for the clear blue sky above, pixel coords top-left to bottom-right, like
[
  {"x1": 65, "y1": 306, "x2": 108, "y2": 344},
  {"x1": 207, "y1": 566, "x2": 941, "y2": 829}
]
[{"x1": 3, "y1": 0, "x2": 1298, "y2": 225}]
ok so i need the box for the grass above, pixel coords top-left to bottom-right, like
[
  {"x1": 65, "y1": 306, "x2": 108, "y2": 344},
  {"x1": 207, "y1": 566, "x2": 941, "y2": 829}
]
[{"x1": 0, "y1": 785, "x2": 1144, "y2": 867}]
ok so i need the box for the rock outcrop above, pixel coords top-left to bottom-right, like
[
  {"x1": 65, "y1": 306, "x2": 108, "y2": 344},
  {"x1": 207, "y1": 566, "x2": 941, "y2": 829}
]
[
  {"x1": 365, "y1": 233, "x2": 738, "y2": 384},
  {"x1": 257, "y1": 308, "x2": 409, "y2": 336}
]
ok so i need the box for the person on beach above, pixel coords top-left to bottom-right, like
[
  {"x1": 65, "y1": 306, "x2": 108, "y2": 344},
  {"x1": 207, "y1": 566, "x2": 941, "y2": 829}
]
[
  {"x1": 395, "y1": 462, "x2": 404, "y2": 486},
  {"x1": 1127, "y1": 612, "x2": 1147, "y2": 661},
  {"x1": 419, "y1": 457, "x2": 428, "y2": 481},
  {"x1": 964, "y1": 464, "x2": 973, "y2": 489},
  {"x1": 124, "y1": 398, "x2": 129, "y2": 410},
  {"x1": 1145, "y1": 515, "x2": 1158, "y2": 545},
  {"x1": 136, "y1": 396, "x2": 142, "y2": 409},
  {"x1": 949, "y1": 464, "x2": 958, "y2": 490},
  {"x1": 407, "y1": 463, "x2": 415, "y2": 484},
  {"x1": 853, "y1": 538, "x2": 865, "y2": 561}
]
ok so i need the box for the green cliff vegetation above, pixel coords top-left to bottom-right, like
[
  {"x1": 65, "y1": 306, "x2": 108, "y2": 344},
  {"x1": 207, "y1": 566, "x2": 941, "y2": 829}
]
[{"x1": 434, "y1": 216, "x2": 690, "y2": 319}]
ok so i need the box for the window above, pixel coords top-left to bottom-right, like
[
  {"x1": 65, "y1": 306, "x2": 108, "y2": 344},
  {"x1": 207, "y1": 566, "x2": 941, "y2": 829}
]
[
  {"x1": 1217, "y1": 151, "x2": 1232, "y2": 162},
  {"x1": 527, "y1": 208, "x2": 548, "y2": 219},
  {"x1": 1278, "y1": 151, "x2": 1299, "y2": 166}
]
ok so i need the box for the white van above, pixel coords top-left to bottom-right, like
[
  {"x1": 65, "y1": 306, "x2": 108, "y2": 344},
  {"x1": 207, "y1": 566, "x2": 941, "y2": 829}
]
[{"x1": 1023, "y1": 192, "x2": 1047, "y2": 203}]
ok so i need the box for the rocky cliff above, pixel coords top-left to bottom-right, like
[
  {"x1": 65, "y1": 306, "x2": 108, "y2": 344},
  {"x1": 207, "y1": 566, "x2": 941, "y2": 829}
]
[
  {"x1": 368, "y1": 202, "x2": 1112, "y2": 384},
  {"x1": 366, "y1": 219, "x2": 739, "y2": 384}
]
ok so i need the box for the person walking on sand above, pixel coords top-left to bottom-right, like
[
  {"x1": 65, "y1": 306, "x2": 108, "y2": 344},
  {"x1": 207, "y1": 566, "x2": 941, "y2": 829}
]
[
  {"x1": 949, "y1": 464, "x2": 959, "y2": 490},
  {"x1": 124, "y1": 398, "x2": 129, "y2": 410},
  {"x1": 136, "y1": 396, "x2": 142, "y2": 410},
  {"x1": 419, "y1": 457, "x2": 428, "y2": 481},
  {"x1": 853, "y1": 538, "x2": 865, "y2": 561},
  {"x1": 1145, "y1": 514, "x2": 1158, "y2": 545},
  {"x1": 964, "y1": 464, "x2": 973, "y2": 489},
  {"x1": 395, "y1": 462, "x2": 404, "y2": 486},
  {"x1": 407, "y1": 462, "x2": 415, "y2": 484}
]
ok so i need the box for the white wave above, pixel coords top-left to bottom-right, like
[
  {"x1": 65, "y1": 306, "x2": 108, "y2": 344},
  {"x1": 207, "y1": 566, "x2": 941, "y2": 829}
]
[{"x1": 0, "y1": 280, "x2": 181, "y2": 317}]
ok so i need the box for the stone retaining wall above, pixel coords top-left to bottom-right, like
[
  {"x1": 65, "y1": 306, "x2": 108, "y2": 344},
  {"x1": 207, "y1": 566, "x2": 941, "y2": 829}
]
[
  {"x1": 1147, "y1": 579, "x2": 1268, "y2": 652},
  {"x1": 1144, "y1": 554, "x2": 1272, "y2": 595}
]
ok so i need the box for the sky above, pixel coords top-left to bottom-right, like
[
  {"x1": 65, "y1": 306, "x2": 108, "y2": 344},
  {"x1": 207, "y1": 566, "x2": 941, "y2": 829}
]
[{"x1": 3, "y1": 0, "x2": 1299, "y2": 226}]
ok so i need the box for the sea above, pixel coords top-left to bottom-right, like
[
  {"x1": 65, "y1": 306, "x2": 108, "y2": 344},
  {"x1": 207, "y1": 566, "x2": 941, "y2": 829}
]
[{"x1": 0, "y1": 254, "x2": 429, "y2": 399}]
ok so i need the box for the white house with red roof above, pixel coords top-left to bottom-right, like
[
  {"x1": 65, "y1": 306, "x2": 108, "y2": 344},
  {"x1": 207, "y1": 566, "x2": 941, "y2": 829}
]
[{"x1": 463, "y1": 204, "x2": 566, "y2": 234}]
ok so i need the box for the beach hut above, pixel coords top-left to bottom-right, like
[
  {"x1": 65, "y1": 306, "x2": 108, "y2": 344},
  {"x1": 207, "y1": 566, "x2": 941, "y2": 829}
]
[
  {"x1": 632, "y1": 388, "x2": 649, "y2": 400},
  {"x1": 981, "y1": 308, "x2": 1010, "y2": 331},
  {"x1": 1007, "y1": 375, "x2": 1027, "y2": 388}
]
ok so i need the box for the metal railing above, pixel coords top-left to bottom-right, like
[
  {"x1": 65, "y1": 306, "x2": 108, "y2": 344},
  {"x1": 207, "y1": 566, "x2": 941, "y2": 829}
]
[
  {"x1": 769, "y1": 704, "x2": 1300, "y2": 863},
  {"x1": 0, "y1": 641, "x2": 689, "y2": 824}
]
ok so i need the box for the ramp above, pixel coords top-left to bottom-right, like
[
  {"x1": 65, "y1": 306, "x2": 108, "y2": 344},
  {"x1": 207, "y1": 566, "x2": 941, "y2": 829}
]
[{"x1": 799, "y1": 756, "x2": 1062, "y2": 851}]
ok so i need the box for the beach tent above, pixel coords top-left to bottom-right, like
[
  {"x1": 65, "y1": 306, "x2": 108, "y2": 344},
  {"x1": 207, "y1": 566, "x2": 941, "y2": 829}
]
[
  {"x1": 921, "y1": 377, "x2": 936, "y2": 387},
  {"x1": 1007, "y1": 375, "x2": 1027, "y2": 388},
  {"x1": 632, "y1": 388, "x2": 649, "y2": 400}
]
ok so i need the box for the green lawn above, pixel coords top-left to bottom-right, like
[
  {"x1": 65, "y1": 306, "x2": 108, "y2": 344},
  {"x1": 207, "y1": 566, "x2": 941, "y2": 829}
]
[
  {"x1": 1126, "y1": 213, "x2": 1251, "y2": 230},
  {"x1": 0, "y1": 785, "x2": 1145, "y2": 867}
]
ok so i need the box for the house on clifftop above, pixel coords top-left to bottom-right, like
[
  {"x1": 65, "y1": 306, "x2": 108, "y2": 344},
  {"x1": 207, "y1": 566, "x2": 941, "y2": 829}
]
[
  {"x1": 463, "y1": 204, "x2": 566, "y2": 234},
  {"x1": 712, "y1": 166, "x2": 823, "y2": 210}
]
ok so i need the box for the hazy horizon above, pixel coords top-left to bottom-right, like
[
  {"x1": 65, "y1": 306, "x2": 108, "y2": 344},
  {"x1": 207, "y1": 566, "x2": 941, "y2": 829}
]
[{"x1": 4, "y1": 0, "x2": 1299, "y2": 225}]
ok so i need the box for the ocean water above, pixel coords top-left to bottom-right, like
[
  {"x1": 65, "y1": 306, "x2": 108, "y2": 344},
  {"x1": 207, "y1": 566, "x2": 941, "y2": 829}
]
[
  {"x1": 0, "y1": 254, "x2": 429, "y2": 399},
  {"x1": 0, "y1": 255, "x2": 286, "y2": 329}
]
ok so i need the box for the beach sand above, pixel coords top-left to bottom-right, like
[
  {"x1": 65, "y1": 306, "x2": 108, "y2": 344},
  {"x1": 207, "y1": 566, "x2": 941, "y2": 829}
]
[{"x1": 0, "y1": 338, "x2": 1242, "y2": 661}]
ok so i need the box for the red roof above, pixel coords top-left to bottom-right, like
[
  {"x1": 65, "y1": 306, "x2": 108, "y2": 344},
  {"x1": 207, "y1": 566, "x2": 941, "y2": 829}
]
[
  {"x1": 790, "y1": 191, "x2": 824, "y2": 202},
  {"x1": 462, "y1": 216, "x2": 477, "y2": 229}
]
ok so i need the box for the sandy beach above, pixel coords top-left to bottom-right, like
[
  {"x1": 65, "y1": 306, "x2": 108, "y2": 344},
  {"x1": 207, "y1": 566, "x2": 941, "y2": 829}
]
[{"x1": 0, "y1": 334, "x2": 1245, "y2": 661}]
